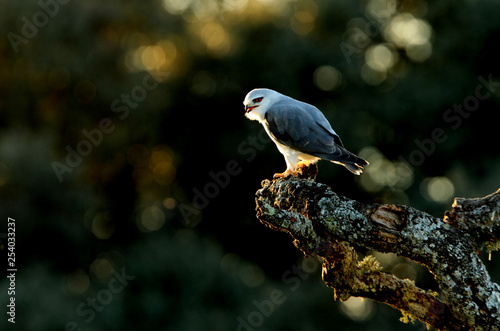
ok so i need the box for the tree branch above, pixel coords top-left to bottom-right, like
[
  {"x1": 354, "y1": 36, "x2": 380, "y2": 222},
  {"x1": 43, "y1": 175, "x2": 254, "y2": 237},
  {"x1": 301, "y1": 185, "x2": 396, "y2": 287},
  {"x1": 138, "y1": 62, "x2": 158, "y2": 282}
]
[
  {"x1": 255, "y1": 175, "x2": 500, "y2": 330},
  {"x1": 444, "y1": 188, "x2": 500, "y2": 252}
]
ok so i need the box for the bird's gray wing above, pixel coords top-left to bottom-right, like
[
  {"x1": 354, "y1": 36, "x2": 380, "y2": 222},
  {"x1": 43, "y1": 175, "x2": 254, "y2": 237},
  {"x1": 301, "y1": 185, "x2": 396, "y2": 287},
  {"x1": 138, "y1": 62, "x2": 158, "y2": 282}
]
[{"x1": 264, "y1": 99, "x2": 344, "y2": 154}]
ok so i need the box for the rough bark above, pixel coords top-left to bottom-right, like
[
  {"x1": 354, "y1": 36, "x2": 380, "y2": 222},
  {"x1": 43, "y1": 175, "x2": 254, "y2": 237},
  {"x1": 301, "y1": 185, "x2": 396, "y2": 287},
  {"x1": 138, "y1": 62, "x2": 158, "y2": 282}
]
[{"x1": 254, "y1": 171, "x2": 500, "y2": 330}]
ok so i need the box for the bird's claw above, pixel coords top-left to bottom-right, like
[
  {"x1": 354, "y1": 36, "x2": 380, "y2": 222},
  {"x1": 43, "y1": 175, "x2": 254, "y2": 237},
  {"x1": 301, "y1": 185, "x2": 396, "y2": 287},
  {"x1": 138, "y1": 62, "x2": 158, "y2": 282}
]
[
  {"x1": 273, "y1": 169, "x2": 298, "y2": 178},
  {"x1": 274, "y1": 163, "x2": 319, "y2": 180}
]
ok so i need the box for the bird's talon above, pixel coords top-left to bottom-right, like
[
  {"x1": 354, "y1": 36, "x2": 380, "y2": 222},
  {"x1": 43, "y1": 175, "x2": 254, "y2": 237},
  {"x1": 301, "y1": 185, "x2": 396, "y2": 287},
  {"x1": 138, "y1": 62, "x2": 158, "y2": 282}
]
[{"x1": 273, "y1": 169, "x2": 298, "y2": 178}]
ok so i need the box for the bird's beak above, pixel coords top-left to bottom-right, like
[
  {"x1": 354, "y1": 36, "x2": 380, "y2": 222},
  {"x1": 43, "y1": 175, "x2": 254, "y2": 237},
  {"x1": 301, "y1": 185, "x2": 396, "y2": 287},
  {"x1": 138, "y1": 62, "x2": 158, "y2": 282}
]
[{"x1": 245, "y1": 105, "x2": 258, "y2": 113}]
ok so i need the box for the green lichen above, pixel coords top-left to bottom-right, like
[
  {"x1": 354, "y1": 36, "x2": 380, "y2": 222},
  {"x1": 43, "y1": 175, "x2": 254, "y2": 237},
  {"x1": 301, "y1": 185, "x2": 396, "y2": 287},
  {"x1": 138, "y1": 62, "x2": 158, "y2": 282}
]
[{"x1": 359, "y1": 255, "x2": 382, "y2": 271}]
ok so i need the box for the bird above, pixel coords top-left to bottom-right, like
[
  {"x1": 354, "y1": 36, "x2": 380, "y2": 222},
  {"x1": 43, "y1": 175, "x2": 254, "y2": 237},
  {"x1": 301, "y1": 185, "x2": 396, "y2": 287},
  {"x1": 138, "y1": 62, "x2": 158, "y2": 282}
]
[{"x1": 243, "y1": 88, "x2": 368, "y2": 178}]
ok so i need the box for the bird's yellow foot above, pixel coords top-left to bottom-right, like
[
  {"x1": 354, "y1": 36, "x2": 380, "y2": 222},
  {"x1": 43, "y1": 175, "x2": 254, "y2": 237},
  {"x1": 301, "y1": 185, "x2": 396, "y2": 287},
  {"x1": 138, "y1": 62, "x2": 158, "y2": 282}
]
[{"x1": 273, "y1": 169, "x2": 298, "y2": 178}]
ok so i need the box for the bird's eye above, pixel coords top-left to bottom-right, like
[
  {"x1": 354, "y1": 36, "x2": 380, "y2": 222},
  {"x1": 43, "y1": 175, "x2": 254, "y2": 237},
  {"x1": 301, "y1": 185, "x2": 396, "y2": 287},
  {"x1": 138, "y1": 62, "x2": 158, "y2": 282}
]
[{"x1": 252, "y1": 97, "x2": 263, "y2": 103}]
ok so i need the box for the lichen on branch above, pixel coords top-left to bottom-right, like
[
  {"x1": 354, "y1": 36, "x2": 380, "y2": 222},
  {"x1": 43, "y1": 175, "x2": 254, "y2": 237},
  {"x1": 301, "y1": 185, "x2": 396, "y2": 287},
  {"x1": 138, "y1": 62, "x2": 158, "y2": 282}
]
[{"x1": 255, "y1": 176, "x2": 500, "y2": 331}]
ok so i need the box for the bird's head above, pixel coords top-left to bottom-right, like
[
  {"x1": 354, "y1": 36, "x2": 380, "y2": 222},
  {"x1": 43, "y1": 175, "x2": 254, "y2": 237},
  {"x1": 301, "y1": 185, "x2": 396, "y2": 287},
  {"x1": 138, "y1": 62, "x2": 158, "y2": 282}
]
[{"x1": 243, "y1": 88, "x2": 279, "y2": 122}]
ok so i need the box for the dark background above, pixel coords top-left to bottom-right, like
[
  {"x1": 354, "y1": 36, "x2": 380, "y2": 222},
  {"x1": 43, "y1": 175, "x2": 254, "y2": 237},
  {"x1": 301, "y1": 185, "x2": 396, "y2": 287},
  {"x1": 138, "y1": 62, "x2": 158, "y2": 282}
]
[{"x1": 1, "y1": 0, "x2": 499, "y2": 330}]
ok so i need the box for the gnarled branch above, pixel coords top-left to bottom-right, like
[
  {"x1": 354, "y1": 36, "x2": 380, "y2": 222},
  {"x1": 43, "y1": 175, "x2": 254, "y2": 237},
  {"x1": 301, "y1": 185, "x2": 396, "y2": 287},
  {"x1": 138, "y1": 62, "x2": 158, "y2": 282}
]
[{"x1": 255, "y1": 175, "x2": 500, "y2": 330}]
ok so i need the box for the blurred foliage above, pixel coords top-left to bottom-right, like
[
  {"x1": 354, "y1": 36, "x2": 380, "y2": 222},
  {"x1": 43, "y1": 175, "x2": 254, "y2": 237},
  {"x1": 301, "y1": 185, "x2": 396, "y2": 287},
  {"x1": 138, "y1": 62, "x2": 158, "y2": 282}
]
[{"x1": 0, "y1": 0, "x2": 500, "y2": 330}]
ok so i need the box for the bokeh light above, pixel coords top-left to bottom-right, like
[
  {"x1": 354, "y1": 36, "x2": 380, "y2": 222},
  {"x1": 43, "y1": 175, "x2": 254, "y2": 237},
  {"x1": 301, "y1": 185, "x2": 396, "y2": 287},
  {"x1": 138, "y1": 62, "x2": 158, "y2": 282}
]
[
  {"x1": 222, "y1": 0, "x2": 249, "y2": 13},
  {"x1": 163, "y1": 197, "x2": 177, "y2": 209},
  {"x1": 365, "y1": 0, "x2": 397, "y2": 23},
  {"x1": 90, "y1": 257, "x2": 115, "y2": 280},
  {"x1": 92, "y1": 211, "x2": 115, "y2": 239},
  {"x1": 361, "y1": 64, "x2": 387, "y2": 86},
  {"x1": 313, "y1": 65, "x2": 343, "y2": 91},
  {"x1": 220, "y1": 252, "x2": 266, "y2": 287},
  {"x1": 239, "y1": 263, "x2": 266, "y2": 287},
  {"x1": 365, "y1": 43, "x2": 398, "y2": 72},
  {"x1": 357, "y1": 147, "x2": 413, "y2": 202},
  {"x1": 290, "y1": 0, "x2": 318, "y2": 35},
  {"x1": 162, "y1": 0, "x2": 192, "y2": 15},
  {"x1": 142, "y1": 45, "x2": 166, "y2": 70},
  {"x1": 200, "y1": 22, "x2": 231, "y2": 56},
  {"x1": 66, "y1": 269, "x2": 90, "y2": 295},
  {"x1": 149, "y1": 146, "x2": 176, "y2": 186},
  {"x1": 340, "y1": 297, "x2": 376, "y2": 322},
  {"x1": 385, "y1": 13, "x2": 433, "y2": 61},
  {"x1": 421, "y1": 176, "x2": 455, "y2": 203},
  {"x1": 138, "y1": 205, "x2": 166, "y2": 232}
]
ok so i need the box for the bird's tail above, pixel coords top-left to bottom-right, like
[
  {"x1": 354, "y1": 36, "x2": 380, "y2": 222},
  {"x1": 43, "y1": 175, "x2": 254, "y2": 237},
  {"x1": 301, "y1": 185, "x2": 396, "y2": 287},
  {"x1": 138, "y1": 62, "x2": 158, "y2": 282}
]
[
  {"x1": 334, "y1": 159, "x2": 368, "y2": 175},
  {"x1": 313, "y1": 147, "x2": 369, "y2": 175}
]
